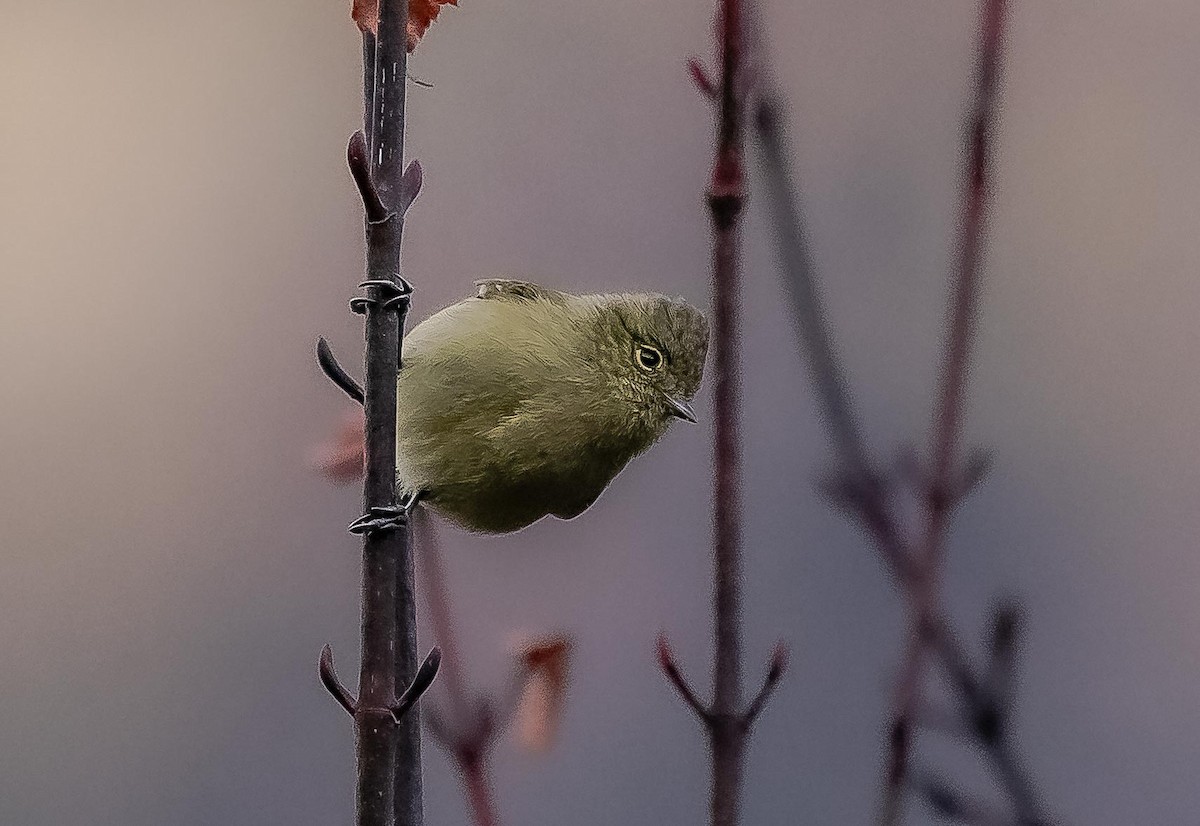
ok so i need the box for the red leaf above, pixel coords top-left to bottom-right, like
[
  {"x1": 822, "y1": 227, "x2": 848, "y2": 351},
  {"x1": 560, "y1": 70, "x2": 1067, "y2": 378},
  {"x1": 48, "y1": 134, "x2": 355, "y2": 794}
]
[
  {"x1": 351, "y1": 0, "x2": 459, "y2": 53},
  {"x1": 310, "y1": 410, "x2": 366, "y2": 484},
  {"x1": 351, "y1": 0, "x2": 379, "y2": 36},
  {"x1": 511, "y1": 633, "x2": 573, "y2": 753}
]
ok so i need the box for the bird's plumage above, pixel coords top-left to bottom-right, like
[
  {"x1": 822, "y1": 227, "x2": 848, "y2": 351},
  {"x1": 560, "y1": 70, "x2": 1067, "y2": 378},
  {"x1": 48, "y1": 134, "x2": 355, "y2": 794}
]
[{"x1": 396, "y1": 279, "x2": 709, "y2": 533}]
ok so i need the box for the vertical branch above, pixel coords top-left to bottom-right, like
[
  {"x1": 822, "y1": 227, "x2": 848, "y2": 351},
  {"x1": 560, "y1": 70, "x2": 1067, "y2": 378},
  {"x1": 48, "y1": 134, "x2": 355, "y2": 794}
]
[
  {"x1": 707, "y1": 3, "x2": 748, "y2": 824},
  {"x1": 416, "y1": 512, "x2": 503, "y2": 826},
  {"x1": 660, "y1": 3, "x2": 787, "y2": 826},
  {"x1": 708, "y1": 0, "x2": 749, "y2": 823},
  {"x1": 363, "y1": 4, "x2": 424, "y2": 824},
  {"x1": 354, "y1": 0, "x2": 409, "y2": 808},
  {"x1": 319, "y1": 1, "x2": 437, "y2": 825},
  {"x1": 750, "y1": 1, "x2": 1053, "y2": 824},
  {"x1": 883, "y1": 3, "x2": 1007, "y2": 822}
]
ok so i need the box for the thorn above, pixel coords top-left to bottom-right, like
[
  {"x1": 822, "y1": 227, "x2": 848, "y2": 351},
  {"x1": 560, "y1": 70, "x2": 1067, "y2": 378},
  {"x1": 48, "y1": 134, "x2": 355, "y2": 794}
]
[
  {"x1": 392, "y1": 646, "x2": 442, "y2": 722},
  {"x1": 752, "y1": 93, "x2": 781, "y2": 133},
  {"x1": 656, "y1": 633, "x2": 711, "y2": 724},
  {"x1": 687, "y1": 57, "x2": 718, "y2": 99},
  {"x1": 988, "y1": 598, "x2": 1022, "y2": 665},
  {"x1": 319, "y1": 644, "x2": 357, "y2": 717},
  {"x1": 956, "y1": 448, "x2": 994, "y2": 498},
  {"x1": 316, "y1": 337, "x2": 364, "y2": 405},
  {"x1": 744, "y1": 641, "x2": 789, "y2": 724},
  {"x1": 347, "y1": 131, "x2": 389, "y2": 223},
  {"x1": 398, "y1": 160, "x2": 423, "y2": 215}
]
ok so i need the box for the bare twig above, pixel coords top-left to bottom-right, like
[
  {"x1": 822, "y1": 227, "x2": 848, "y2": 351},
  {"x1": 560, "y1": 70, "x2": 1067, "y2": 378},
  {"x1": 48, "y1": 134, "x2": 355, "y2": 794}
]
[
  {"x1": 657, "y1": 3, "x2": 786, "y2": 825},
  {"x1": 415, "y1": 510, "x2": 502, "y2": 826},
  {"x1": 317, "y1": 2, "x2": 437, "y2": 825},
  {"x1": 657, "y1": 635, "x2": 712, "y2": 723},
  {"x1": 884, "y1": 3, "x2": 1008, "y2": 820},
  {"x1": 750, "y1": 1, "x2": 1056, "y2": 824}
]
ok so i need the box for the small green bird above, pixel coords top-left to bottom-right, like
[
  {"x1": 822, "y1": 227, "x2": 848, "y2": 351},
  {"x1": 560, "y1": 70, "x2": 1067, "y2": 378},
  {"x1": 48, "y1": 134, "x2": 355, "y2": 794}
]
[{"x1": 396, "y1": 279, "x2": 709, "y2": 533}]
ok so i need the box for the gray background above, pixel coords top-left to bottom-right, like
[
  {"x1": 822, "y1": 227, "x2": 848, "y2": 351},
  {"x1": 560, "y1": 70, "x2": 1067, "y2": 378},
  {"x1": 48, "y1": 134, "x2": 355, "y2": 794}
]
[{"x1": 3, "y1": 0, "x2": 1199, "y2": 823}]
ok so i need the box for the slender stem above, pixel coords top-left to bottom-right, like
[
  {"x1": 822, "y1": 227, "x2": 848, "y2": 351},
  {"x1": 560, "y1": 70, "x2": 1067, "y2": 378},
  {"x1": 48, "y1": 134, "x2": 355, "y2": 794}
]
[
  {"x1": 416, "y1": 511, "x2": 473, "y2": 725},
  {"x1": 415, "y1": 512, "x2": 504, "y2": 826},
  {"x1": 750, "y1": 2, "x2": 1052, "y2": 823},
  {"x1": 708, "y1": 2, "x2": 749, "y2": 825},
  {"x1": 335, "y1": 2, "x2": 422, "y2": 826},
  {"x1": 463, "y1": 758, "x2": 500, "y2": 826},
  {"x1": 361, "y1": 4, "x2": 425, "y2": 824},
  {"x1": 883, "y1": 4, "x2": 1007, "y2": 821}
]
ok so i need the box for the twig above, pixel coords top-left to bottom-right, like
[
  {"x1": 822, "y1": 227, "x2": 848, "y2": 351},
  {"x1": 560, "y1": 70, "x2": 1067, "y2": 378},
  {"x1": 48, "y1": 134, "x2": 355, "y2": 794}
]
[
  {"x1": 657, "y1": 3, "x2": 787, "y2": 826},
  {"x1": 317, "y1": 337, "x2": 365, "y2": 405},
  {"x1": 317, "y1": 3, "x2": 438, "y2": 825},
  {"x1": 415, "y1": 510, "x2": 503, "y2": 826},
  {"x1": 884, "y1": 3, "x2": 1008, "y2": 821},
  {"x1": 750, "y1": 2, "x2": 1056, "y2": 824}
]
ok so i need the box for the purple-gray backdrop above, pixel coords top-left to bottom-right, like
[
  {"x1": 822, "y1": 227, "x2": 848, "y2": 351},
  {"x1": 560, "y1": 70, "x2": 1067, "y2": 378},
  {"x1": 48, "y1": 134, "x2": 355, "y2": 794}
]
[{"x1": 3, "y1": 0, "x2": 1199, "y2": 823}]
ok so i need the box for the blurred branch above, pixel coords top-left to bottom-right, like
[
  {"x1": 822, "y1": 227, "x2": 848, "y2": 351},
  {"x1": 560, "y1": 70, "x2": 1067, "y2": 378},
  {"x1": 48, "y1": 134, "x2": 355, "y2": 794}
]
[
  {"x1": 416, "y1": 511, "x2": 538, "y2": 826},
  {"x1": 657, "y1": 3, "x2": 787, "y2": 826},
  {"x1": 751, "y1": 1, "x2": 1057, "y2": 824}
]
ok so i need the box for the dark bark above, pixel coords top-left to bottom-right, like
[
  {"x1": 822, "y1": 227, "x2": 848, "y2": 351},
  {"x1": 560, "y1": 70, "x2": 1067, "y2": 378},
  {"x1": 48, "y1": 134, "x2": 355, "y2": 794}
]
[{"x1": 318, "y1": 3, "x2": 437, "y2": 825}]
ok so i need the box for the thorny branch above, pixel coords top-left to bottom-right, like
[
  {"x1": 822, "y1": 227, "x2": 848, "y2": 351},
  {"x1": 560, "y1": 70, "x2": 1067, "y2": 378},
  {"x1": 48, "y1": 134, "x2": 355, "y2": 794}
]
[
  {"x1": 751, "y1": 1, "x2": 1056, "y2": 823},
  {"x1": 315, "y1": 2, "x2": 439, "y2": 825},
  {"x1": 658, "y1": 2, "x2": 788, "y2": 826}
]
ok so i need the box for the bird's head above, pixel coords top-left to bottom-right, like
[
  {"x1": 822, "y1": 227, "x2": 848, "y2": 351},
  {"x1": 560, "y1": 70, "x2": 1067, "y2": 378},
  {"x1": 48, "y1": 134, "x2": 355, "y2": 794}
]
[{"x1": 599, "y1": 293, "x2": 709, "y2": 437}]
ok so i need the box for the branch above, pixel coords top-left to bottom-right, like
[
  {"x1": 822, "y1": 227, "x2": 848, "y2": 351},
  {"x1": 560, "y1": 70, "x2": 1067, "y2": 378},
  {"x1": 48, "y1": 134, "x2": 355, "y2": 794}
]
[
  {"x1": 316, "y1": 1, "x2": 428, "y2": 825},
  {"x1": 393, "y1": 647, "x2": 442, "y2": 721},
  {"x1": 662, "y1": 3, "x2": 787, "y2": 825},
  {"x1": 743, "y1": 643, "x2": 789, "y2": 725},
  {"x1": 414, "y1": 510, "x2": 503, "y2": 826},
  {"x1": 319, "y1": 643, "x2": 358, "y2": 717},
  {"x1": 884, "y1": 3, "x2": 1008, "y2": 819},
  {"x1": 749, "y1": 2, "x2": 1055, "y2": 824},
  {"x1": 317, "y1": 337, "x2": 365, "y2": 404},
  {"x1": 657, "y1": 634, "x2": 711, "y2": 724}
]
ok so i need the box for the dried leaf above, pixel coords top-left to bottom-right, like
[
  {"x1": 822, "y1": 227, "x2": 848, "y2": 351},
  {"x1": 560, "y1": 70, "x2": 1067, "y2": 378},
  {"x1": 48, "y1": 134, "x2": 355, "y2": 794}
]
[
  {"x1": 407, "y1": 0, "x2": 458, "y2": 51},
  {"x1": 351, "y1": 0, "x2": 379, "y2": 36},
  {"x1": 351, "y1": 0, "x2": 459, "y2": 53},
  {"x1": 310, "y1": 410, "x2": 366, "y2": 484},
  {"x1": 510, "y1": 633, "x2": 573, "y2": 753}
]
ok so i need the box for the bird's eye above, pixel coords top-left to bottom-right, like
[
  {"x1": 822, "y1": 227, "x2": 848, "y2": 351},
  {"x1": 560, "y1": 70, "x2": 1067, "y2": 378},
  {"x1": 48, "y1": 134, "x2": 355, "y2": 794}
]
[{"x1": 636, "y1": 344, "x2": 663, "y2": 372}]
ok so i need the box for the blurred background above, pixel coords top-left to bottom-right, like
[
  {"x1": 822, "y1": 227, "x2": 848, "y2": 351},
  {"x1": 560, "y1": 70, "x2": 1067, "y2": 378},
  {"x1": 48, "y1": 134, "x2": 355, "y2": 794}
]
[{"x1": 4, "y1": 0, "x2": 1200, "y2": 823}]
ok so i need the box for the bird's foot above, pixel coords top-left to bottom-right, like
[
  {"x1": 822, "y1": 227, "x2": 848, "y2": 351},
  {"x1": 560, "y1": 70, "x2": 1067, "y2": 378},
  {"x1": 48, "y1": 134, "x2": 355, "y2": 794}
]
[
  {"x1": 349, "y1": 276, "x2": 413, "y2": 315},
  {"x1": 347, "y1": 491, "x2": 425, "y2": 536}
]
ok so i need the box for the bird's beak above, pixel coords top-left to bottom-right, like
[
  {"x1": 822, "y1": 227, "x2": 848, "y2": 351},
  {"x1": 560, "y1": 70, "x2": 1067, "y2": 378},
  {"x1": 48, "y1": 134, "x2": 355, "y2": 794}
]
[{"x1": 664, "y1": 394, "x2": 697, "y2": 423}]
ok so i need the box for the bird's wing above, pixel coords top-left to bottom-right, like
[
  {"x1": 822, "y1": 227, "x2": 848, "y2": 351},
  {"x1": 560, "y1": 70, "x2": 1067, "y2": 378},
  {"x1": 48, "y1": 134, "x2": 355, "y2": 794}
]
[{"x1": 473, "y1": 279, "x2": 571, "y2": 304}]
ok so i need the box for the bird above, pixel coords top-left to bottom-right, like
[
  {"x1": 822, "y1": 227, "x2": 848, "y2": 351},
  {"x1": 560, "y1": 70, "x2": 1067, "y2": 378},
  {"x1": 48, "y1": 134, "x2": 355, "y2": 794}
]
[{"x1": 393, "y1": 278, "x2": 709, "y2": 533}]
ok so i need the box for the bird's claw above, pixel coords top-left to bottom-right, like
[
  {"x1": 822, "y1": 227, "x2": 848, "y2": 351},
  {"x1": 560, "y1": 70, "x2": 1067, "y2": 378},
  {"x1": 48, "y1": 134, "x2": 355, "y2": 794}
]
[
  {"x1": 349, "y1": 277, "x2": 413, "y2": 315},
  {"x1": 347, "y1": 492, "x2": 425, "y2": 536}
]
